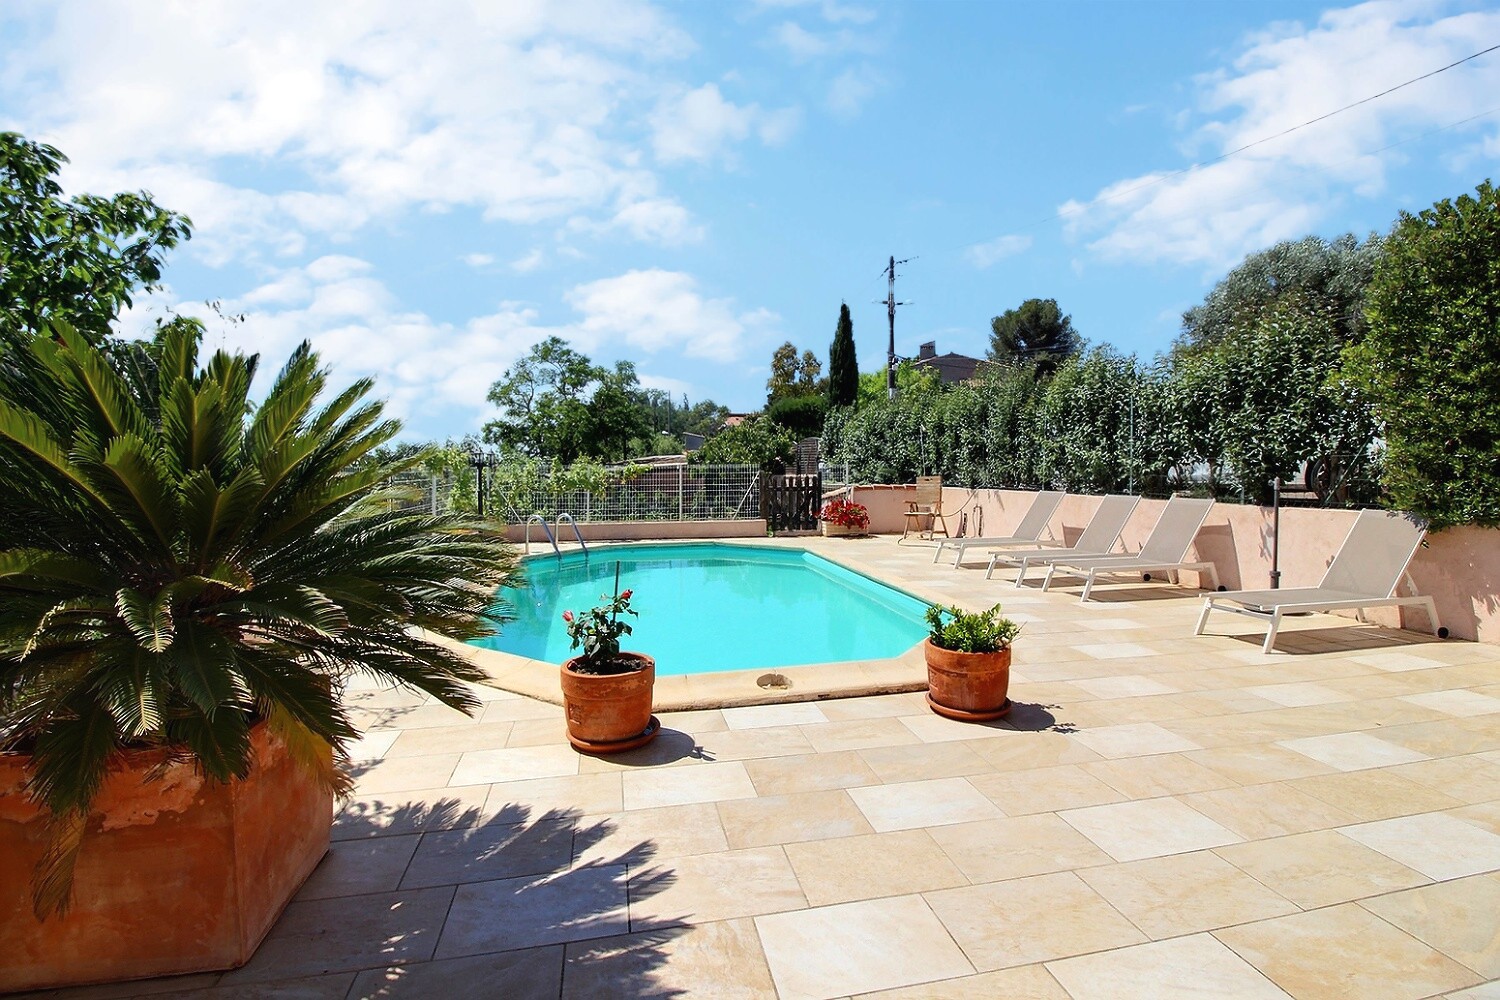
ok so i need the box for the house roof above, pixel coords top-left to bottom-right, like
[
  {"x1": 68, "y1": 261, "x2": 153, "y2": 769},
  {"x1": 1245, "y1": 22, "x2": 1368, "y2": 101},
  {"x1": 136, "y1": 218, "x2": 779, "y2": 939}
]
[{"x1": 914, "y1": 351, "x2": 983, "y2": 384}]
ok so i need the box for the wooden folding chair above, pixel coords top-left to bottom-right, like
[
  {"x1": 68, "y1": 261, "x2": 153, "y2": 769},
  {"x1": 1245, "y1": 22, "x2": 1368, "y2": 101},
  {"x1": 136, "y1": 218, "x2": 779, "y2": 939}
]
[{"x1": 901, "y1": 476, "x2": 949, "y2": 541}]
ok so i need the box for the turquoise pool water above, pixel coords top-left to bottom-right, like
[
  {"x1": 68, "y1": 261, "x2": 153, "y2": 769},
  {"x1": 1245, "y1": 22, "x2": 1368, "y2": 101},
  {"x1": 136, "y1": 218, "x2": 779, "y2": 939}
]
[{"x1": 473, "y1": 543, "x2": 931, "y2": 676}]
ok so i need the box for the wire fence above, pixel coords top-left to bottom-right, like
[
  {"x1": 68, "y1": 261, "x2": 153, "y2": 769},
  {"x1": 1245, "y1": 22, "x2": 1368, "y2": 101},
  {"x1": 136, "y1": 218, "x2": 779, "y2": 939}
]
[{"x1": 383, "y1": 464, "x2": 764, "y2": 523}]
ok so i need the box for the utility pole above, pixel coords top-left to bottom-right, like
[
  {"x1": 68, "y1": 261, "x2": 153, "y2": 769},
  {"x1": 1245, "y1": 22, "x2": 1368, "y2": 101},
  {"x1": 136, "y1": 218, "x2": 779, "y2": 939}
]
[{"x1": 882, "y1": 255, "x2": 913, "y2": 400}]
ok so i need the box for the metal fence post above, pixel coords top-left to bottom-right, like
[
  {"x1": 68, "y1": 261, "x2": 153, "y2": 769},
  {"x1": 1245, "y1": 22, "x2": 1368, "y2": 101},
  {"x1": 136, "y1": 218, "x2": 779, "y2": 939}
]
[{"x1": 678, "y1": 465, "x2": 685, "y2": 521}]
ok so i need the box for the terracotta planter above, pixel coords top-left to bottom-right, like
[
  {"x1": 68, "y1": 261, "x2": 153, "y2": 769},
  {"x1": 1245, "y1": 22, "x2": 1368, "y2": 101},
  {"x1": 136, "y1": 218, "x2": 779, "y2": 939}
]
[
  {"x1": 923, "y1": 638, "x2": 1013, "y2": 721},
  {"x1": 0, "y1": 724, "x2": 332, "y2": 993},
  {"x1": 820, "y1": 521, "x2": 867, "y2": 538},
  {"x1": 560, "y1": 652, "x2": 659, "y2": 753}
]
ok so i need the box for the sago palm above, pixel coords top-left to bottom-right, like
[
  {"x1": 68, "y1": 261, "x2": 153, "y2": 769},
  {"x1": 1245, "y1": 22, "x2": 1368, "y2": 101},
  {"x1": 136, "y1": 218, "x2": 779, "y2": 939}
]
[{"x1": 0, "y1": 320, "x2": 516, "y2": 914}]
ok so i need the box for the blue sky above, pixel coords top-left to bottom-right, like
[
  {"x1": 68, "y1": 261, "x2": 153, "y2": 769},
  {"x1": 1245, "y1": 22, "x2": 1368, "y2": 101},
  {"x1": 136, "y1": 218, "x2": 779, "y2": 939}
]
[{"x1": 2, "y1": 0, "x2": 1497, "y2": 440}]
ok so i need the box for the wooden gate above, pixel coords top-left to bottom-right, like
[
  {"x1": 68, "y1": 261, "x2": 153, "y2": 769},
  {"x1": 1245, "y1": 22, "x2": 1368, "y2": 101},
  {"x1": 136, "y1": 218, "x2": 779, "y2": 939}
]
[{"x1": 761, "y1": 473, "x2": 822, "y2": 532}]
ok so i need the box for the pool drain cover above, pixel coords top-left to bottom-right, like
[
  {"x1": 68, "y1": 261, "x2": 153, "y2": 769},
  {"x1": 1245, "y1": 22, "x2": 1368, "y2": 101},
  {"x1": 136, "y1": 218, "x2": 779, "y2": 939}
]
[{"x1": 757, "y1": 672, "x2": 792, "y2": 690}]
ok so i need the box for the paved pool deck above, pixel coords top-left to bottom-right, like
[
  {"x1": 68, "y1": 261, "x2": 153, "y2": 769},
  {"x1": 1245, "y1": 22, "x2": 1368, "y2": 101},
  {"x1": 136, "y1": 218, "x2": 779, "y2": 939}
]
[{"x1": 30, "y1": 534, "x2": 1500, "y2": 999}]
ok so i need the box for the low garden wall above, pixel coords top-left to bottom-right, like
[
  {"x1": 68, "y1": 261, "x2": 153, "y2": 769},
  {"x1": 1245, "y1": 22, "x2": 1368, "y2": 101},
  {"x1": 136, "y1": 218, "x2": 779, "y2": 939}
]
[
  {"x1": 501, "y1": 519, "x2": 768, "y2": 544},
  {"x1": 850, "y1": 484, "x2": 1500, "y2": 644}
]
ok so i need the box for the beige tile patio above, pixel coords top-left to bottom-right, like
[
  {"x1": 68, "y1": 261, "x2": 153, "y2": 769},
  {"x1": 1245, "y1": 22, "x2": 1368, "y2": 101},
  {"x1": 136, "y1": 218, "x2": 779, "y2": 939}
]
[
  {"x1": 1361, "y1": 875, "x2": 1500, "y2": 979},
  {"x1": 717, "y1": 789, "x2": 873, "y2": 849},
  {"x1": 1399, "y1": 689, "x2": 1500, "y2": 717},
  {"x1": 622, "y1": 760, "x2": 758, "y2": 810},
  {"x1": 1287, "y1": 767, "x2": 1466, "y2": 821},
  {"x1": 925, "y1": 872, "x2": 1146, "y2": 971},
  {"x1": 334, "y1": 785, "x2": 492, "y2": 840},
  {"x1": 1047, "y1": 933, "x2": 1293, "y2": 999},
  {"x1": 967, "y1": 764, "x2": 1125, "y2": 815},
  {"x1": 1082, "y1": 752, "x2": 1237, "y2": 799},
  {"x1": 1243, "y1": 681, "x2": 1351, "y2": 707},
  {"x1": 856, "y1": 741, "x2": 992, "y2": 783},
  {"x1": 896, "y1": 712, "x2": 1014, "y2": 744},
  {"x1": 693, "y1": 724, "x2": 819, "y2": 762},
  {"x1": 1339, "y1": 813, "x2": 1500, "y2": 881},
  {"x1": 742, "y1": 750, "x2": 881, "y2": 795},
  {"x1": 799, "y1": 717, "x2": 922, "y2": 753},
  {"x1": 853, "y1": 964, "x2": 1070, "y2": 999},
  {"x1": 299, "y1": 834, "x2": 421, "y2": 900},
  {"x1": 1215, "y1": 903, "x2": 1481, "y2": 1000},
  {"x1": 1071, "y1": 674, "x2": 1179, "y2": 699},
  {"x1": 447, "y1": 744, "x2": 580, "y2": 787},
  {"x1": 352, "y1": 946, "x2": 563, "y2": 1000},
  {"x1": 1386, "y1": 755, "x2": 1500, "y2": 804},
  {"x1": 436, "y1": 864, "x2": 630, "y2": 959},
  {"x1": 1277, "y1": 731, "x2": 1431, "y2": 771},
  {"x1": 927, "y1": 814, "x2": 1114, "y2": 883},
  {"x1": 1182, "y1": 781, "x2": 1360, "y2": 839},
  {"x1": 785, "y1": 829, "x2": 969, "y2": 907},
  {"x1": 964, "y1": 730, "x2": 1105, "y2": 771},
  {"x1": 562, "y1": 918, "x2": 777, "y2": 999},
  {"x1": 573, "y1": 801, "x2": 728, "y2": 867},
  {"x1": 756, "y1": 895, "x2": 975, "y2": 1000},
  {"x1": 1059, "y1": 797, "x2": 1242, "y2": 862},
  {"x1": 721, "y1": 701, "x2": 831, "y2": 729},
  {"x1": 629, "y1": 846, "x2": 806, "y2": 927},
  {"x1": 1069, "y1": 722, "x2": 1202, "y2": 759},
  {"x1": 384, "y1": 721, "x2": 516, "y2": 757},
  {"x1": 847, "y1": 777, "x2": 1004, "y2": 832},
  {"x1": 1077, "y1": 850, "x2": 1298, "y2": 939},
  {"x1": 1215, "y1": 830, "x2": 1429, "y2": 908}
]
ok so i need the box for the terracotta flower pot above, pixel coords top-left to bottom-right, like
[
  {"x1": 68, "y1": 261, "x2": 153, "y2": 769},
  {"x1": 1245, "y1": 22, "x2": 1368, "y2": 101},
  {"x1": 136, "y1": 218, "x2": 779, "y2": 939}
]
[
  {"x1": 560, "y1": 652, "x2": 659, "y2": 754},
  {"x1": 0, "y1": 723, "x2": 332, "y2": 993},
  {"x1": 923, "y1": 638, "x2": 1013, "y2": 722}
]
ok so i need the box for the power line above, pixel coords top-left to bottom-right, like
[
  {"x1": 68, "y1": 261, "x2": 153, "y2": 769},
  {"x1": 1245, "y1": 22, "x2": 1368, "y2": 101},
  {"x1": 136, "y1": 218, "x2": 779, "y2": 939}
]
[{"x1": 948, "y1": 41, "x2": 1500, "y2": 254}]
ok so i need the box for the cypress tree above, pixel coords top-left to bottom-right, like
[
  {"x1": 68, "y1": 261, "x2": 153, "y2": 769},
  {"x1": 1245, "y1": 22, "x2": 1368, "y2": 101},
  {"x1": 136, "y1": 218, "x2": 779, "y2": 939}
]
[{"x1": 828, "y1": 301, "x2": 858, "y2": 409}]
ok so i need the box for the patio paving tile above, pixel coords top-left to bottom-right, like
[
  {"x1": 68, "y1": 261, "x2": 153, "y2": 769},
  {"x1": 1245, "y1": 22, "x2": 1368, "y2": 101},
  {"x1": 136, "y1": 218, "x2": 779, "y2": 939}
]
[
  {"x1": 855, "y1": 740, "x2": 991, "y2": 783},
  {"x1": 801, "y1": 718, "x2": 923, "y2": 753},
  {"x1": 1386, "y1": 755, "x2": 1500, "y2": 804},
  {"x1": 1338, "y1": 812, "x2": 1500, "y2": 881},
  {"x1": 1046, "y1": 933, "x2": 1293, "y2": 999},
  {"x1": 756, "y1": 895, "x2": 975, "y2": 1000},
  {"x1": 222, "y1": 886, "x2": 456, "y2": 982},
  {"x1": 694, "y1": 724, "x2": 820, "y2": 761},
  {"x1": 1360, "y1": 875, "x2": 1500, "y2": 979},
  {"x1": 572, "y1": 802, "x2": 728, "y2": 867},
  {"x1": 1181, "y1": 781, "x2": 1360, "y2": 839},
  {"x1": 1082, "y1": 752, "x2": 1237, "y2": 798},
  {"x1": 784, "y1": 829, "x2": 969, "y2": 907},
  {"x1": 1215, "y1": 903, "x2": 1481, "y2": 1000},
  {"x1": 628, "y1": 845, "x2": 806, "y2": 928},
  {"x1": 963, "y1": 730, "x2": 1105, "y2": 771},
  {"x1": 847, "y1": 777, "x2": 1003, "y2": 832},
  {"x1": 1076, "y1": 850, "x2": 1298, "y2": 939},
  {"x1": 1059, "y1": 797, "x2": 1243, "y2": 862},
  {"x1": 742, "y1": 749, "x2": 881, "y2": 795},
  {"x1": 896, "y1": 712, "x2": 1014, "y2": 744},
  {"x1": 333, "y1": 785, "x2": 493, "y2": 841},
  {"x1": 1286, "y1": 767, "x2": 1466, "y2": 821},
  {"x1": 384, "y1": 721, "x2": 517, "y2": 757},
  {"x1": 562, "y1": 918, "x2": 776, "y2": 999},
  {"x1": 717, "y1": 789, "x2": 874, "y2": 850},
  {"x1": 926, "y1": 814, "x2": 1114, "y2": 883},
  {"x1": 400, "y1": 815, "x2": 577, "y2": 889},
  {"x1": 1277, "y1": 731, "x2": 1431, "y2": 771},
  {"x1": 966, "y1": 763, "x2": 1126, "y2": 815},
  {"x1": 722, "y1": 701, "x2": 830, "y2": 729},
  {"x1": 351, "y1": 753, "x2": 461, "y2": 793},
  {"x1": 350, "y1": 946, "x2": 563, "y2": 1000},
  {"x1": 621, "y1": 760, "x2": 758, "y2": 810},
  {"x1": 852, "y1": 964, "x2": 1070, "y2": 999},
  {"x1": 925, "y1": 871, "x2": 1147, "y2": 971},
  {"x1": 435, "y1": 864, "x2": 630, "y2": 959},
  {"x1": 1069, "y1": 721, "x2": 1202, "y2": 759},
  {"x1": 1215, "y1": 829, "x2": 1429, "y2": 908},
  {"x1": 447, "y1": 744, "x2": 580, "y2": 787},
  {"x1": 299, "y1": 833, "x2": 420, "y2": 899}
]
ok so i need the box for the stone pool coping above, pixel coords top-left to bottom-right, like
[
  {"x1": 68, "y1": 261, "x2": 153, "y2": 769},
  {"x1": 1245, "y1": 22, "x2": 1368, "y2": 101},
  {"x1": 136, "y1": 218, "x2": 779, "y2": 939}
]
[{"x1": 427, "y1": 536, "x2": 949, "y2": 711}]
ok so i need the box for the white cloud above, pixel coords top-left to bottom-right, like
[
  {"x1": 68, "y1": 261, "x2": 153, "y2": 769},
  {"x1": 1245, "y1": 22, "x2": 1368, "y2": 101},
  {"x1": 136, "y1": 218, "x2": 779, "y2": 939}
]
[
  {"x1": 827, "y1": 65, "x2": 882, "y2": 117},
  {"x1": 638, "y1": 373, "x2": 697, "y2": 397},
  {"x1": 966, "y1": 234, "x2": 1033, "y2": 269},
  {"x1": 649, "y1": 83, "x2": 799, "y2": 164},
  {"x1": 1061, "y1": 0, "x2": 1500, "y2": 270},
  {"x1": 567, "y1": 269, "x2": 777, "y2": 362},
  {"x1": 462, "y1": 253, "x2": 496, "y2": 268},
  {"x1": 509, "y1": 249, "x2": 545, "y2": 273},
  {"x1": 609, "y1": 197, "x2": 707, "y2": 244}
]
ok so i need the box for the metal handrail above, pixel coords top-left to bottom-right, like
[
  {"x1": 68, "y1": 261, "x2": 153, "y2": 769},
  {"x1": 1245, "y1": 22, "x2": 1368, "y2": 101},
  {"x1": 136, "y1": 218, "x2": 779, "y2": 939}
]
[
  {"x1": 523, "y1": 514, "x2": 559, "y2": 556},
  {"x1": 556, "y1": 513, "x2": 587, "y2": 555}
]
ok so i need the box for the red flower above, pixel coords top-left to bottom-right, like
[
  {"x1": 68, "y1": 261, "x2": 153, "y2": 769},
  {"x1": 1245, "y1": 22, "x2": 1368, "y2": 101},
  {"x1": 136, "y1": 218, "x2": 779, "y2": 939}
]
[
  {"x1": 561, "y1": 610, "x2": 574, "y2": 623},
  {"x1": 619, "y1": 589, "x2": 632, "y2": 600}
]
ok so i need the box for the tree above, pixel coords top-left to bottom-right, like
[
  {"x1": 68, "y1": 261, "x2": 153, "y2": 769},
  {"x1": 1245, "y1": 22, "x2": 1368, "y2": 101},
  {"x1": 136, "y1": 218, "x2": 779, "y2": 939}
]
[
  {"x1": 766, "y1": 341, "x2": 823, "y2": 405},
  {"x1": 1347, "y1": 180, "x2": 1500, "y2": 528},
  {"x1": 987, "y1": 298, "x2": 1082, "y2": 376},
  {"x1": 0, "y1": 133, "x2": 191, "y2": 347},
  {"x1": 827, "y1": 302, "x2": 858, "y2": 409},
  {"x1": 0, "y1": 320, "x2": 515, "y2": 913},
  {"x1": 767, "y1": 394, "x2": 829, "y2": 439},
  {"x1": 1177, "y1": 234, "x2": 1382, "y2": 355},
  {"x1": 585, "y1": 361, "x2": 653, "y2": 462},
  {"x1": 483, "y1": 337, "x2": 602, "y2": 459},
  {"x1": 856, "y1": 359, "x2": 938, "y2": 408},
  {"x1": 690, "y1": 417, "x2": 797, "y2": 469}
]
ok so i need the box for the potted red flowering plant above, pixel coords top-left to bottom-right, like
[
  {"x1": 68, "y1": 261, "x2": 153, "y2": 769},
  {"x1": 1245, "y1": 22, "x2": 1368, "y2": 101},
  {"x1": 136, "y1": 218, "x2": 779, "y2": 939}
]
[
  {"x1": 819, "y1": 497, "x2": 870, "y2": 537},
  {"x1": 559, "y1": 565, "x2": 658, "y2": 753}
]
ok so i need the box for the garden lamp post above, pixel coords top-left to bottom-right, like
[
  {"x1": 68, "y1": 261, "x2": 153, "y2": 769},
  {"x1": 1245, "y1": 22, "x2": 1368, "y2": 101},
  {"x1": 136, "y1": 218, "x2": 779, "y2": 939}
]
[{"x1": 467, "y1": 445, "x2": 494, "y2": 519}]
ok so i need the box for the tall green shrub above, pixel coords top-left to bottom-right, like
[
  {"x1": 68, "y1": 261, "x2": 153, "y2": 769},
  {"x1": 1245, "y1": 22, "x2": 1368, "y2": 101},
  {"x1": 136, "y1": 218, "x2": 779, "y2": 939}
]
[
  {"x1": 1349, "y1": 180, "x2": 1500, "y2": 528},
  {"x1": 827, "y1": 303, "x2": 858, "y2": 410}
]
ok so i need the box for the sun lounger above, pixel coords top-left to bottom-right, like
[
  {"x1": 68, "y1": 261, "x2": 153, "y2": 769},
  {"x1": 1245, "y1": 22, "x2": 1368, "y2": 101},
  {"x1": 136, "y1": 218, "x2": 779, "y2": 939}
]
[
  {"x1": 985, "y1": 493, "x2": 1140, "y2": 586},
  {"x1": 1038, "y1": 496, "x2": 1219, "y2": 602},
  {"x1": 934, "y1": 491, "x2": 1066, "y2": 566},
  {"x1": 1194, "y1": 508, "x2": 1442, "y2": 653}
]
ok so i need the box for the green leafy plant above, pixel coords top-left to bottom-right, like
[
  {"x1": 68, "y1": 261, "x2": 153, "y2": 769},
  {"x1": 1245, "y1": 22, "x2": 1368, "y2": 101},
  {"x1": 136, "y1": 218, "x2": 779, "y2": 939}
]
[
  {"x1": 0, "y1": 320, "x2": 517, "y2": 916},
  {"x1": 924, "y1": 604, "x2": 1020, "y2": 653},
  {"x1": 562, "y1": 566, "x2": 638, "y2": 673}
]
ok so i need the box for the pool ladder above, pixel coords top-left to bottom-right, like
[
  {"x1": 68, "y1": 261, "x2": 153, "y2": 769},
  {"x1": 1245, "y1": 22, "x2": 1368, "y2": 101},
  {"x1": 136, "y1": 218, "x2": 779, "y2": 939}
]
[{"x1": 523, "y1": 513, "x2": 588, "y2": 556}]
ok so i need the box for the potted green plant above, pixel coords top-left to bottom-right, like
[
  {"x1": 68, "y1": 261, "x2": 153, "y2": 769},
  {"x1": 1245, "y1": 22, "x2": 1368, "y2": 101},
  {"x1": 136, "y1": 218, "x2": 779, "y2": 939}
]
[
  {"x1": 560, "y1": 566, "x2": 658, "y2": 753},
  {"x1": 0, "y1": 321, "x2": 516, "y2": 992},
  {"x1": 923, "y1": 603, "x2": 1021, "y2": 721},
  {"x1": 818, "y1": 497, "x2": 870, "y2": 537}
]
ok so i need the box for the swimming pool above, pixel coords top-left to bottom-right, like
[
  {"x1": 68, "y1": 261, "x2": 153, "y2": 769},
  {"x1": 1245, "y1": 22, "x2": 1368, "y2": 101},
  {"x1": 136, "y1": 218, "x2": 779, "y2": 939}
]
[{"x1": 473, "y1": 543, "x2": 931, "y2": 676}]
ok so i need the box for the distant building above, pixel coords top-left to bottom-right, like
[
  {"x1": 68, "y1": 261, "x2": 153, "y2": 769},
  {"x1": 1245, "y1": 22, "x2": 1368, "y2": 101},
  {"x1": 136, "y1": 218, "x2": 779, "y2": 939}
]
[
  {"x1": 912, "y1": 341, "x2": 986, "y2": 384},
  {"x1": 720, "y1": 414, "x2": 752, "y2": 430}
]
